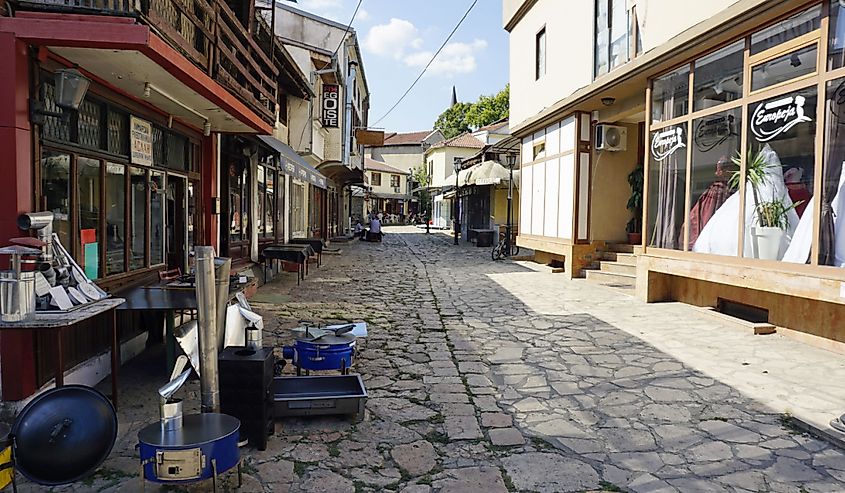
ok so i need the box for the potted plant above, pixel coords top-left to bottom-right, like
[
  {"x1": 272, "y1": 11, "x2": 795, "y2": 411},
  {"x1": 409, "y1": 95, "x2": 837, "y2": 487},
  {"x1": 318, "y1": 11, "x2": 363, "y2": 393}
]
[
  {"x1": 729, "y1": 147, "x2": 801, "y2": 260},
  {"x1": 626, "y1": 163, "x2": 644, "y2": 245}
]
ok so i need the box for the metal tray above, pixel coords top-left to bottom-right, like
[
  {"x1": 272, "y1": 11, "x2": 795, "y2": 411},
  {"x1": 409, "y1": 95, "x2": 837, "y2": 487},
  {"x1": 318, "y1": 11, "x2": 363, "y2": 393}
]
[{"x1": 273, "y1": 374, "x2": 367, "y2": 418}]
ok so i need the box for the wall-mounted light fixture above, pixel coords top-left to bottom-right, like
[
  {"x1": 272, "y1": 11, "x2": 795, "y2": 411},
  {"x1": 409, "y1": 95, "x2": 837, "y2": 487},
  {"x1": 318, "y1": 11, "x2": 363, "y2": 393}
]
[
  {"x1": 31, "y1": 68, "x2": 91, "y2": 125},
  {"x1": 601, "y1": 97, "x2": 616, "y2": 106}
]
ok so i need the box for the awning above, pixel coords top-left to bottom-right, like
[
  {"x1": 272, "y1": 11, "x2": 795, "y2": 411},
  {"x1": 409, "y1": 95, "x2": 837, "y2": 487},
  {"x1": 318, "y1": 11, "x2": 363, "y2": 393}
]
[
  {"x1": 371, "y1": 192, "x2": 408, "y2": 200},
  {"x1": 258, "y1": 135, "x2": 328, "y2": 189},
  {"x1": 466, "y1": 160, "x2": 519, "y2": 186},
  {"x1": 318, "y1": 162, "x2": 365, "y2": 188}
]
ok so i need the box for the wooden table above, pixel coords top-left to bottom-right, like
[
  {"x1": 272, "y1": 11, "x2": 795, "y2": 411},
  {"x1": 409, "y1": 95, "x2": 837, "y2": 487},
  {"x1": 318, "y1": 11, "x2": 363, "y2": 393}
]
[
  {"x1": 0, "y1": 298, "x2": 125, "y2": 407},
  {"x1": 288, "y1": 238, "x2": 325, "y2": 266},
  {"x1": 262, "y1": 245, "x2": 314, "y2": 284}
]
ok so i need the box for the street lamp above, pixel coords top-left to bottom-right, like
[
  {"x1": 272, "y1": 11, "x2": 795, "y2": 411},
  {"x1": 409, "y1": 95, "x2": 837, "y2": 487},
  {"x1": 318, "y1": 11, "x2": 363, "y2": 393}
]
[
  {"x1": 506, "y1": 154, "x2": 516, "y2": 257},
  {"x1": 453, "y1": 157, "x2": 462, "y2": 245}
]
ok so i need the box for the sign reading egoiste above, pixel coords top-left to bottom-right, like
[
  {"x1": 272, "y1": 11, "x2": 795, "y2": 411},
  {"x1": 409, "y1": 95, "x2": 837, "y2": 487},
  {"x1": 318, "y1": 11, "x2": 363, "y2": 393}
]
[{"x1": 322, "y1": 84, "x2": 339, "y2": 127}]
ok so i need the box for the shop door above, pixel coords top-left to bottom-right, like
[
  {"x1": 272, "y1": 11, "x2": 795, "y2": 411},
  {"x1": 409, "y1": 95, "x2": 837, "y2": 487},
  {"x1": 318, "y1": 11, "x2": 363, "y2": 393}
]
[{"x1": 166, "y1": 174, "x2": 188, "y2": 271}]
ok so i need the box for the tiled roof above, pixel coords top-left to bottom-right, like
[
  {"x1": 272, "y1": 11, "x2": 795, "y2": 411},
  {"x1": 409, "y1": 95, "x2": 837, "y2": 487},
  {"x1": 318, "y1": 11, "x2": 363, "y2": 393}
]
[
  {"x1": 364, "y1": 158, "x2": 410, "y2": 175},
  {"x1": 477, "y1": 118, "x2": 509, "y2": 133},
  {"x1": 382, "y1": 130, "x2": 433, "y2": 146},
  {"x1": 432, "y1": 132, "x2": 485, "y2": 149}
]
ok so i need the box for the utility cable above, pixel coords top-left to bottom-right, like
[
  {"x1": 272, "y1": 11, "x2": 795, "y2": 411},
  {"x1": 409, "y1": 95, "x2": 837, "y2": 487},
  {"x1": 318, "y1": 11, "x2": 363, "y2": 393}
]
[{"x1": 371, "y1": 0, "x2": 479, "y2": 127}]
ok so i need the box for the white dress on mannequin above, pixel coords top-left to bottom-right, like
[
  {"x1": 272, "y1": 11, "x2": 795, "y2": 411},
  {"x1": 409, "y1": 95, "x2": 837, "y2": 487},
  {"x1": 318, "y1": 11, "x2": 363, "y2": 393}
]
[{"x1": 693, "y1": 144, "x2": 798, "y2": 258}]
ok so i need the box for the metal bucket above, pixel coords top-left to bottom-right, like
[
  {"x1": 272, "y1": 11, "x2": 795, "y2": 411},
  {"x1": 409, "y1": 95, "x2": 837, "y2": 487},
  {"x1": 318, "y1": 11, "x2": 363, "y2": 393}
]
[{"x1": 0, "y1": 271, "x2": 35, "y2": 322}]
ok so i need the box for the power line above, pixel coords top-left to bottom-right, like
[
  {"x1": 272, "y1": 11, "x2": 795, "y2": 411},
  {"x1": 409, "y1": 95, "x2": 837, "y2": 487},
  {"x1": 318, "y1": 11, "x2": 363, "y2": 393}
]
[{"x1": 372, "y1": 0, "x2": 478, "y2": 127}]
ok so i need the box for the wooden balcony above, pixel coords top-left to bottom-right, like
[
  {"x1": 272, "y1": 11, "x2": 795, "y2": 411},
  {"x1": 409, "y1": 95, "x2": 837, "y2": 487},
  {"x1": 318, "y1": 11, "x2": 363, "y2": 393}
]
[{"x1": 10, "y1": 0, "x2": 279, "y2": 125}]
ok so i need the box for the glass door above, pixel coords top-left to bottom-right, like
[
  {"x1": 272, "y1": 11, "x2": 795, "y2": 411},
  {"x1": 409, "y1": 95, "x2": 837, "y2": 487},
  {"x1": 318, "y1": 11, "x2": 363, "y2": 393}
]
[{"x1": 166, "y1": 174, "x2": 188, "y2": 272}]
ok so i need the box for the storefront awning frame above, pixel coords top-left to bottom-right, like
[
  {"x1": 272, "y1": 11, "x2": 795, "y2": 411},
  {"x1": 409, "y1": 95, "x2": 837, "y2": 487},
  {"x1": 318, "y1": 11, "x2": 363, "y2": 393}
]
[{"x1": 257, "y1": 135, "x2": 328, "y2": 189}]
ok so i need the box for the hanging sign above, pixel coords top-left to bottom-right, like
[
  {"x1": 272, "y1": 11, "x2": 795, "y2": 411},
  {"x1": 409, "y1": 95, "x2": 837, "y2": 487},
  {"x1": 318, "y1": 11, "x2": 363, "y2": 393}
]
[
  {"x1": 322, "y1": 85, "x2": 339, "y2": 127},
  {"x1": 130, "y1": 116, "x2": 153, "y2": 166},
  {"x1": 651, "y1": 126, "x2": 686, "y2": 162},
  {"x1": 750, "y1": 94, "x2": 812, "y2": 142}
]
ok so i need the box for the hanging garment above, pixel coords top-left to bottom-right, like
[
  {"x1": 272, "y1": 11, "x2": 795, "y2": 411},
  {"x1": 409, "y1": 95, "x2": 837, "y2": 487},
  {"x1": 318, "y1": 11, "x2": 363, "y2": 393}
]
[{"x1": 687, "y1": 180, "x2": 731, "y2": 250}]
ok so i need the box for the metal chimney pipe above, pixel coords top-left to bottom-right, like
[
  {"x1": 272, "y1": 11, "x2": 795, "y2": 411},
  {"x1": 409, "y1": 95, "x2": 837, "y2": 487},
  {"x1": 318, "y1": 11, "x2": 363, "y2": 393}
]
[
  {"x1": 195, "y1": 246, "x2": 220, "y2": 413},
  {"x1": 213, "y1": 257, "x2": 231, "y2": 350}
]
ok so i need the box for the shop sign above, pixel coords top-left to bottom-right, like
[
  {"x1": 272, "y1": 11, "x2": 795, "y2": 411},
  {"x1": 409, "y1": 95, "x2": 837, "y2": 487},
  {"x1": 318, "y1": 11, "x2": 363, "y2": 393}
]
[
  {"x1": 475, "y1": 177, "x2": 501, "y2": 186},
  {"x1": 750, "y1": 94, "x2": 811, "y2": 142},
  {"x1": 284, "y1": 162, "x2": 296, "y2": 174},
  {"x1": 694, "y1": 114, "x2": 734, "y2": 152},
  {"x1": 130, "y1": 116, "x2": 153, "y2": 166},
  {"x1": 318, "y1": 177, "x2": 327, "y2": 187},
  {"x1": 322, "y1": 85, "x2": 339, "y2": 127},
  {"x1": 298, "y1": 168, "x2": 308, "y2": 181},
  {"x1": 651, "y1": 126, "x2": 686, "y2": 162}
]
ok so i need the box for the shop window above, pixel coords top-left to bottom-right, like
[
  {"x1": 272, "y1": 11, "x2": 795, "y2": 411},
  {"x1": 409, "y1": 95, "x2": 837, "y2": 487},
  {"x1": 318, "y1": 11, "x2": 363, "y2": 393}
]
[
  {"x1": 107, "y1": 110, "x2": 129, "y2": 156},
  {"x1": 129, "y1": 167, "x2": 147, "y2": 270},
  {"x1": 688, "y1": 109, "x2": 741, "y2": 254},
  {"x1": 651, "y1": 66, "x2": 690, "y2": 123},
  {"x1": 751, "y1": 44, "x2": 818, "y2": 92},
  {"x1": 150, "y1": 172, "x2": 165, "y2": 265},
  {"x1": 819, "y1": 77, "x2": 845, "y2": 266},
  {"x1": 265, "y1": 169, "x2": 275, "y2": 238},
  {"x1": 257, "y1": 166, "x2": 266, "y2": 237},
  {"x1": 750, "y1": 5, "x2": 820, "y2": 55},
  {"x1": 105, "y1": 163, "x2": 126, "y2": 275},
  {"x1": 648, "y1": 123, "x2": 688, "y2": 250},
  {"x1": 693, "y1": 41, "x2": 744, "y2": 112},
  {"x1": 371, "y1": 172, "x2": 382, "y2": 186},
  {"x1": 290, "y1": 180, "x2": 306, "y2": 236},
  {"x1": 41, "y1": 151, "x2": 71, "y2": 250},
  {"x1": 829, "y1": 0, "x2": 845, "y2": 70},
  {"x1": 536, "y1": 27, "x2": 546, "y2": 80},
  {"x1": 41, "y1": 83, "x2": 70, "y2": 143},
  {"x1": 78, "y1": 157, "x2": 101, "y2": 280},
  {"x1": 391, "y1": 175, "x2": 400, "y2": 188},
  {"x1": 77, "y1": 100, "x2": 102, "y2": 150},
  {"x1": 228, "y1": 161, "x2": 249, "y2": 244},
  {"x1": 594, "y1": 0, "x2": 628, "y2": 78},
  {"x1": 744, "y1": 87, "x2": 816, "y2": 262},
  {"x1": 533, "y1": 142, "x2": 546, "y2": 160}
]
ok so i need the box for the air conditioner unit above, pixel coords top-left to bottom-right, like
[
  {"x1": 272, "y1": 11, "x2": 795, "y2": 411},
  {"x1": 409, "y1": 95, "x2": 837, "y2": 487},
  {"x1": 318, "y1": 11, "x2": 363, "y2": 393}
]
[{"x1": 595, "y1": 124, "x2": 627, "y2": 152}]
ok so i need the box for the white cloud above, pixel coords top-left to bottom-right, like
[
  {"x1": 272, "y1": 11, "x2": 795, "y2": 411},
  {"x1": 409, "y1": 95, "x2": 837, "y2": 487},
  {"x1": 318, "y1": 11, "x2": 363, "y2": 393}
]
[
  {"x1": 363, "y1": 18, "x2": 420, "y2": 59},
  {"x1": 298, "y1": 0, "x2": 343, "y2": 13},
  {"x1": 403, "y1": 39, "x2": 488, "y2": 77},
  {"x1": 356, "y1": 8, "x2": 369, "y2": 21}
]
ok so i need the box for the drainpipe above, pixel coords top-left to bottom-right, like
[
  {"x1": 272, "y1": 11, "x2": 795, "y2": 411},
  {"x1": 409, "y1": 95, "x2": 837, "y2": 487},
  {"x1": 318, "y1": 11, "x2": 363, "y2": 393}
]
[{"x1": 344, "y1": 59, "x2": 358, "y2": 168}]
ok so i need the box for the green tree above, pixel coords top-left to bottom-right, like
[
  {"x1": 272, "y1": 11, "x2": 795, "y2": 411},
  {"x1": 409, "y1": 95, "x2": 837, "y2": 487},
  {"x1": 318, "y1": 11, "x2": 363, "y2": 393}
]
[
  {"x1": 465, "y1": 85, "x2": 509, "y2": 128},
  {"x1": 434, "y1": 102, "x2": 472, "y2": 139},
  {"x1": 411, "y1": 164, "x2": 431, "y2": 216},
  {"x1": 433, "y1": 85, "x2": 509, "y2": 139}
]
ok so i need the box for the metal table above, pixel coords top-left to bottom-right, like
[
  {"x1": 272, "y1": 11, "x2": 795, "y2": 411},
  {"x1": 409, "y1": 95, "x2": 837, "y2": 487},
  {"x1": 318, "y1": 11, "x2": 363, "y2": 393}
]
[
  {"x1": 0, "y1": 298, "x2": 126, "y2": 408},
  {"x1": 287, "y1": 238, "x2": 325, "y2": 266},
  {"x1": 262, "y1": 245, "x2": 314, "y2": 284},
  {"x1": 115, "y1": 282, "x2": 245, "y2": 373}
]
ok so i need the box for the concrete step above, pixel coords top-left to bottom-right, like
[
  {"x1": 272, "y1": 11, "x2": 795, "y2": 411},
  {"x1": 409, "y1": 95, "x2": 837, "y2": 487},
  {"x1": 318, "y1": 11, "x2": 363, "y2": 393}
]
[
  {"x1": 584, "y1": 269, "x2": 636, "y2": 289},
  {"x1": 598, "y1": 261, "x2": 637, "y2": 275},
  {"x1": 600, "y1": 252, "x2": 638, "y2": 265}
]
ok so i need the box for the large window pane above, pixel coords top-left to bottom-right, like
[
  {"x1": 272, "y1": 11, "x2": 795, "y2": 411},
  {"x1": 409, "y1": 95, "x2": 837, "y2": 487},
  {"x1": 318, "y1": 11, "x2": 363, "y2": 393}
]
[
  {"x1": 751, "y1": 44, "x2": 817, "y2": 92},
  {"x1": 750, "y1": 5, "x2": 820, "y2": 55},
  {"x1": 829, "y1": 0, "x2": 845, "y2": 70},
  {"x1": 129, "y1": 167, "x2": 147, "y2": 270},
  {"x1": 150, "y1": 172, "x2": 165, "y2": 265},
  {"x1": 688, "y1": 109, "x2": 741, "y2": 255},
  {"x1": 594, "y1": 0, "x2": 609, "y2": 76},
  {"x1": 745, "y1": 87, "x2": 816, "y2": 261},
  {"x1": 819, "y1": 77, "x2": 845, "y2": 266},
  {"x1": 693, "y1": 41, "x2": 744, "y2": 112},
  {"x1": 648, "y1": 124, "x2": 688, "y2": 250},
  {"x1": 78, "y1": 158, "x2": 101, "y2": 280},
  {"x1": 651, "y1": 66, "x2": 690, "y2": 123},
  {"x1": 609, "y1": 0, "x2": 628, "y2": 70},
  {"x1": 266, "y1": 170, "x2": 275, "y2": 238},
  {"x1": 105, "y1": 163, "x2": 126, "y2": 275},
  {"x1": 257, "y1": 166, "x2": 266, "y2": 237},
  {"x1": 41, "y1": 151, "x2": 71, "y2": 250}
]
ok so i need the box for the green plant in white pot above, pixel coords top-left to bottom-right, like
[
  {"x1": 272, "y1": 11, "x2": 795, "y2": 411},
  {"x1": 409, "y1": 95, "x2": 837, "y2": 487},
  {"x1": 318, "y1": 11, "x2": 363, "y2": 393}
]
[{"x1": 729, "y1": 147, "x2": 801, "y2": 260}]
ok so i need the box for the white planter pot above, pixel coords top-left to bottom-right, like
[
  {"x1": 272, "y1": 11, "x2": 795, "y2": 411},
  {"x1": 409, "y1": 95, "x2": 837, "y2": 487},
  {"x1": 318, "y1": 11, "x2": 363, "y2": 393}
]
[{"x1": 751, "y1": 226, "x2": 784, "y2": 260}]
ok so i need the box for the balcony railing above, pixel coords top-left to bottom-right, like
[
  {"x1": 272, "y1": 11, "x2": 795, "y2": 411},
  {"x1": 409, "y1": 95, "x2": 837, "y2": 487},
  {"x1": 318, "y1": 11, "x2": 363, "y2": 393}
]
[{"x1": 11, "y1": 0, "x2": 279, "y2": 125}]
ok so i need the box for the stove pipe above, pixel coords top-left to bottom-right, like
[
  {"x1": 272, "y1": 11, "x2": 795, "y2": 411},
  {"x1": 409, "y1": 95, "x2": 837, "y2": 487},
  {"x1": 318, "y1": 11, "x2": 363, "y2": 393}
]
[
  {"x1": 195, "y1": 246, "x2": 219, "y2": 413},
  {"x1": 17, "y1": 212, "x2": 54, "y2": 263},
  {"x1": 213, "y1": 257, "x2": 231, "y2": 350}
]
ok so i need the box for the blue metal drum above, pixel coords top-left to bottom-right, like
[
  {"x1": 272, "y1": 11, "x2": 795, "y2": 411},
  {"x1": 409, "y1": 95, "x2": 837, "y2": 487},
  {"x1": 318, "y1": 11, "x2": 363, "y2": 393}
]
[
  {"x1": 138, "y1": 413, "x2": 240, "y2": 484},
  {"x1": 283, "y1": 334, "x2": 356, "y2": 373}
]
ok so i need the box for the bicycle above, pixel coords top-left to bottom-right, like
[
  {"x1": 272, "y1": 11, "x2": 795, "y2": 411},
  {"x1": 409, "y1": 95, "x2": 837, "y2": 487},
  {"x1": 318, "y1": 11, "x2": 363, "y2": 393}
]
[{"x1": 492, "y1": 231, "x2": 519, "y2": 260}]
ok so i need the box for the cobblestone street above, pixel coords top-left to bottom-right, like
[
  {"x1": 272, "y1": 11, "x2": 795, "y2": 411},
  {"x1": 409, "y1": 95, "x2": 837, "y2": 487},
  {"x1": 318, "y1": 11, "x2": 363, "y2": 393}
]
[{"x1": 46, "y1": 226, "x2": 845, "y2": 492}]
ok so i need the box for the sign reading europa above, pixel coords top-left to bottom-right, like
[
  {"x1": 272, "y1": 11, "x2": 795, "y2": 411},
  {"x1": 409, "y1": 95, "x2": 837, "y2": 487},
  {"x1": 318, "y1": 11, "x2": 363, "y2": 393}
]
[
  {"x1": 322, "y1": 85, "x2": 339, "y2": 127},
  {"x1": 651, "y1": 126, "x2": 686, "y2": 162},
  {"x1": 750, "y1": 94, "x2": 811, "y2": 142}
]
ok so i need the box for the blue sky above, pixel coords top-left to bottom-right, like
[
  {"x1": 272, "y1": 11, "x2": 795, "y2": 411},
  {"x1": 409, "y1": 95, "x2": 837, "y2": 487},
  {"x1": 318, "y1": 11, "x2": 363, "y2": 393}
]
[{"x1": 292, "y1": 0, "x2": 509, "y2": 133}]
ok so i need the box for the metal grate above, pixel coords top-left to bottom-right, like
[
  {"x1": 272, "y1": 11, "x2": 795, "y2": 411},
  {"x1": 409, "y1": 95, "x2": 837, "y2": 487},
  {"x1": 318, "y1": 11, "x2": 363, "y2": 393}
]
[
  {"x1": 107, "y1": 109, "x2": 129, "y2": 156},
  {"x1": 77, "y1": 99, "x2": 102, "y2": 149},
  {"x1": 41, "y1": 83, "x2": 70, "y2": 142},
  {"x1": 166, "y1": 132, "x2": 187, "y2": 170},
  {"x1": 152, "y1": 125, "x2": 166, "y2": 165}
]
